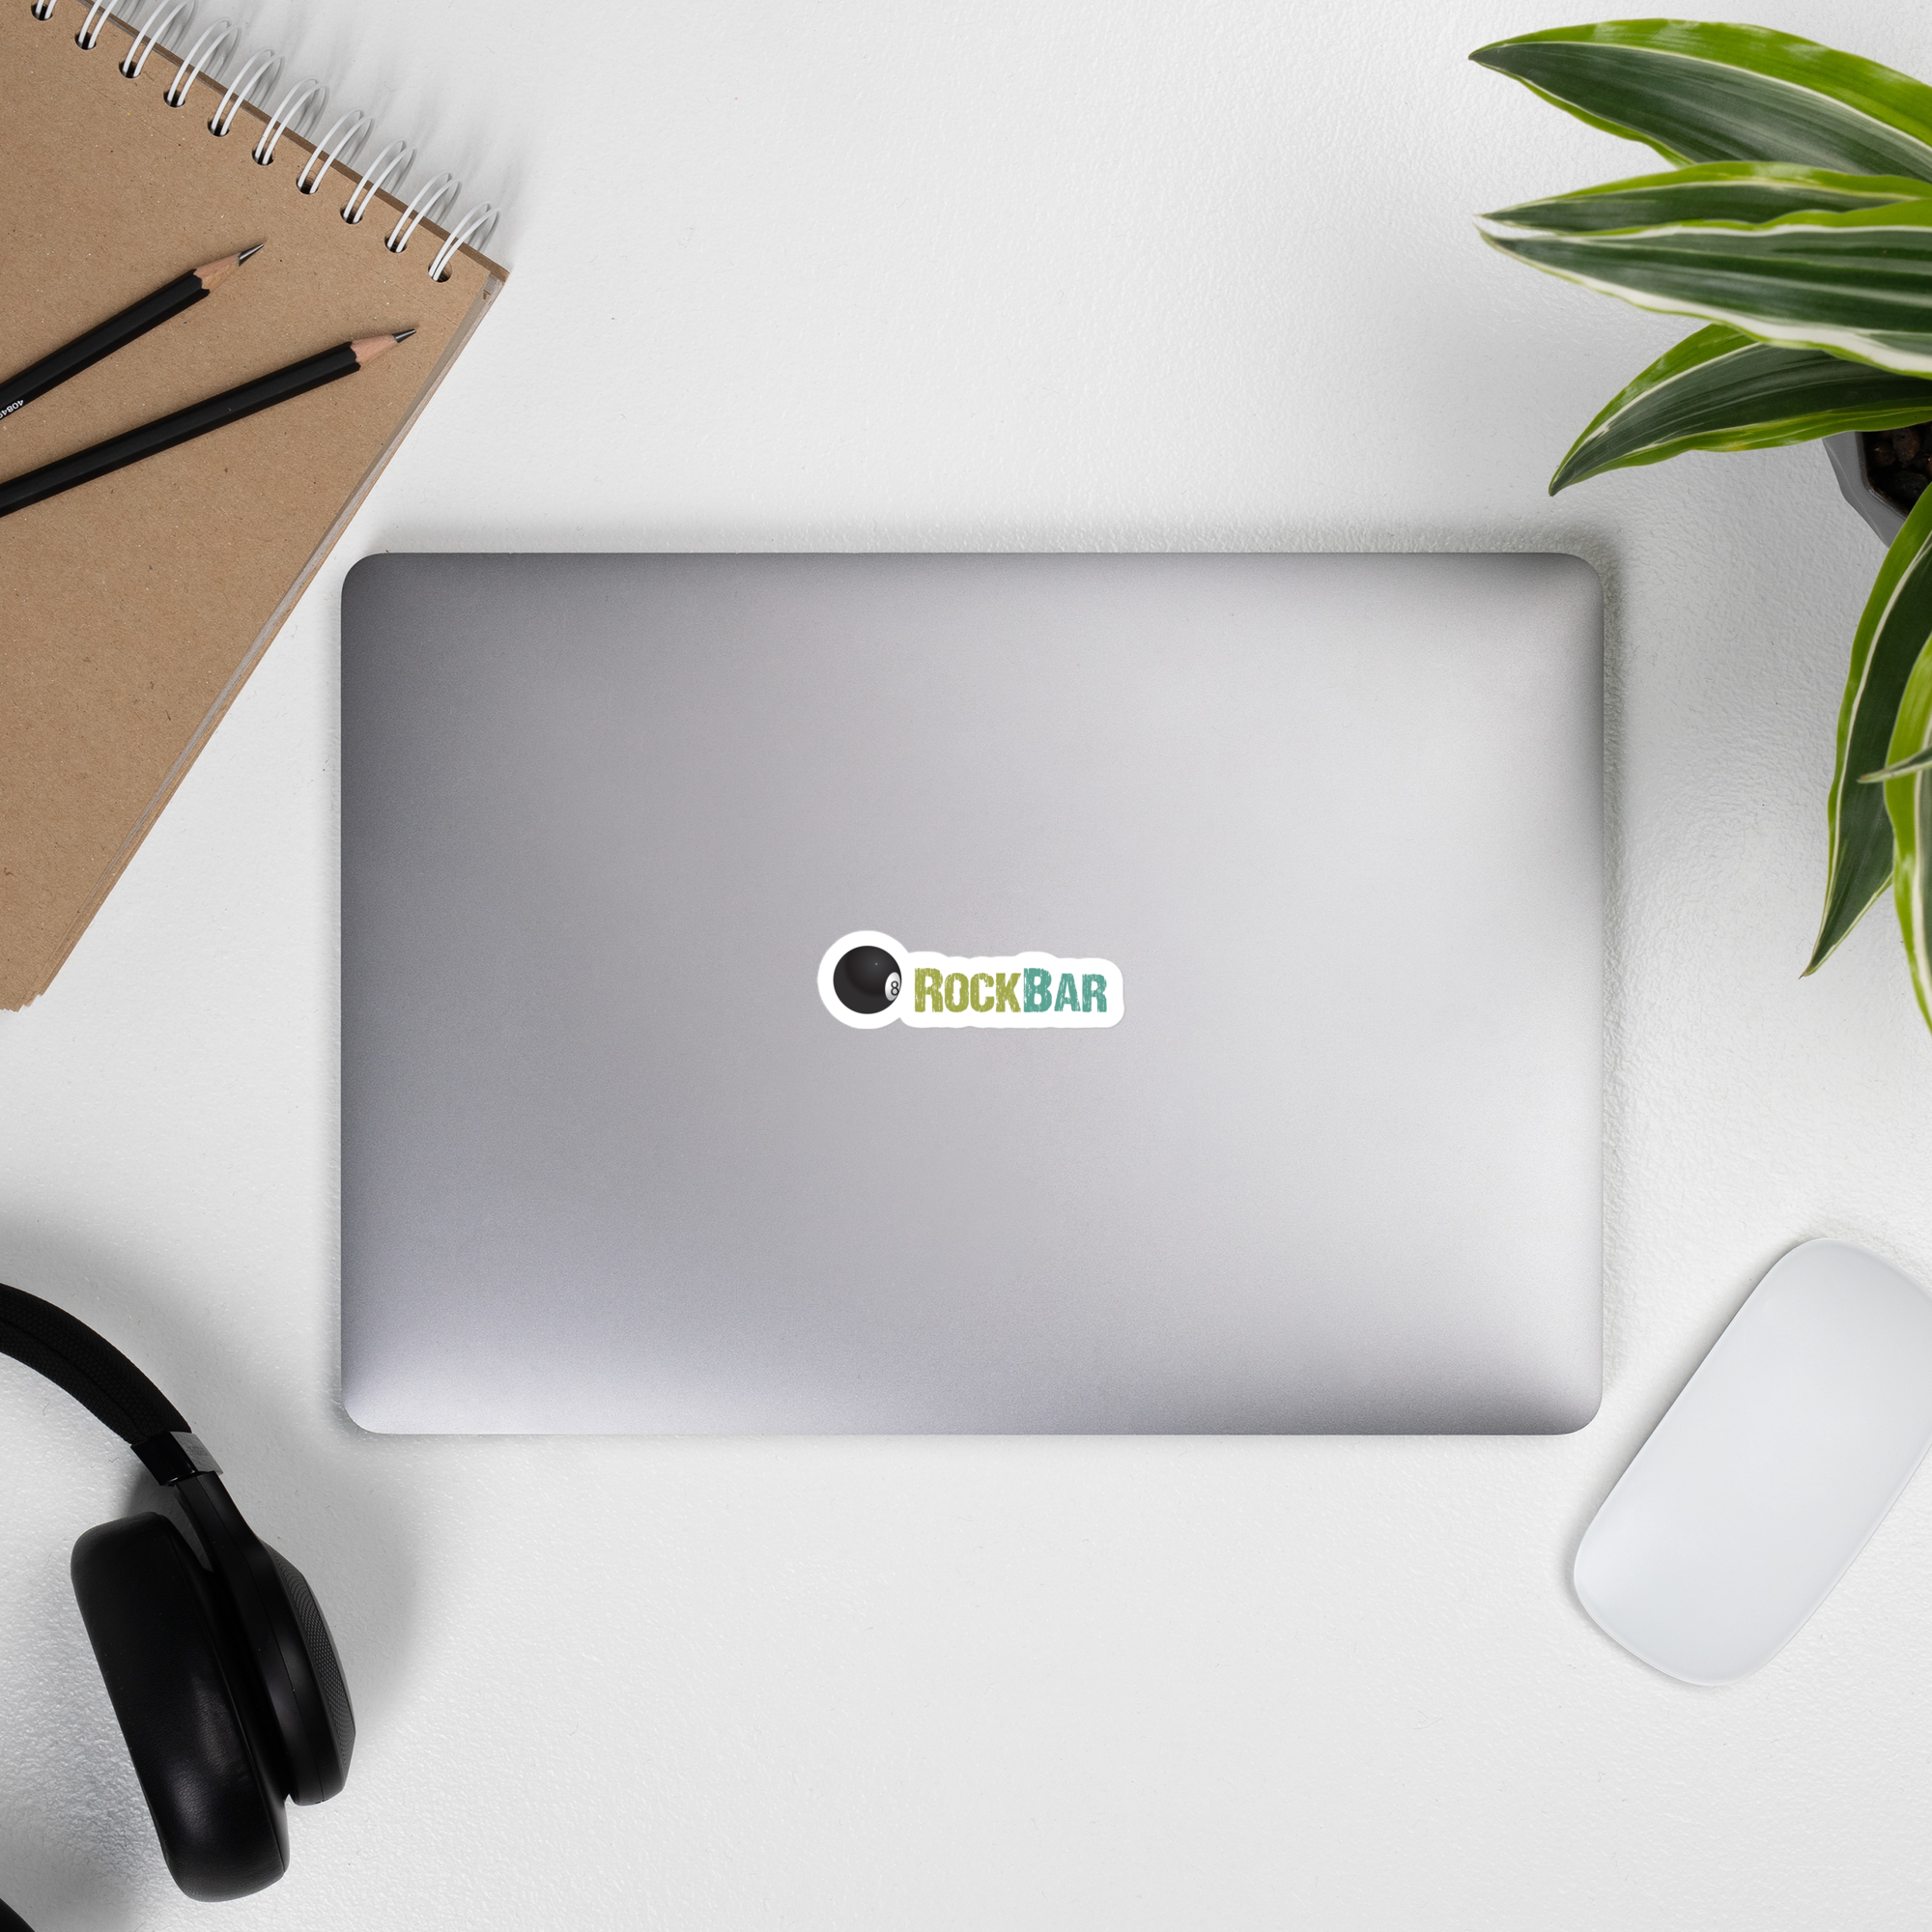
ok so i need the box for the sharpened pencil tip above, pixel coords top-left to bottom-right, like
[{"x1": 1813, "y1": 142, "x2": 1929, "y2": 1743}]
[
  {"x1": 351, "y1": 332, "x2": 415, "y2": 366},
  {"x1": 195, "y1": 245, "x2": 265, "y2": 291}
]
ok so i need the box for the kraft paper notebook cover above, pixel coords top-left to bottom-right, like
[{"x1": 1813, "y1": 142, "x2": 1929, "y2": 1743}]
[{"x1": 0, "y1": 1, "x2": 508, "y2": 1009}]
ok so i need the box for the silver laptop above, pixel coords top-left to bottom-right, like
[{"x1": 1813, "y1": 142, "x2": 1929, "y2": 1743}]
[{"x1": 341, "y1": 553, "x2": 1601, "y2": 1434}]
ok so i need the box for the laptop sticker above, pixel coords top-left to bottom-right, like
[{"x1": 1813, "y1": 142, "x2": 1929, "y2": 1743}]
[{"x1": 817, "y1": 931, "x2": 1124, "y2": 1032}]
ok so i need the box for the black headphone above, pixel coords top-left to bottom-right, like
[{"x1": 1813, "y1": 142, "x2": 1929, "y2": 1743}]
[{"x1": 0, "y1": 1283, "x2": 354, "y2": 1920}]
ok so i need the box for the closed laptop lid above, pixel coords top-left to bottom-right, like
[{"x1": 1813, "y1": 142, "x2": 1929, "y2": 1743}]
[{"x1": 341, "y1": 552, "x2": 1602, "y2": 1434}]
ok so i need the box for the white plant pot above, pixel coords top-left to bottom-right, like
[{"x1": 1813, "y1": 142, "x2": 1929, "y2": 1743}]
[{"x1": 1825, "y1": 430, "x2": 1908, "y2": 546}]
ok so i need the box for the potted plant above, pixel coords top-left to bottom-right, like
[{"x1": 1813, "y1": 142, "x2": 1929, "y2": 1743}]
[{"x1": 1472, "y1": 20, "x2": 1932, "y2": 1034}]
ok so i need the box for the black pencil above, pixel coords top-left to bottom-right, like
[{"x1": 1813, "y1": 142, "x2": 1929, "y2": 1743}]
[
  {"x1": 0, "y1": 245, "x2": 264, "y2": 423},
  {"x1": 0, "y1": 332, "x2": 415, "y2": 521}
]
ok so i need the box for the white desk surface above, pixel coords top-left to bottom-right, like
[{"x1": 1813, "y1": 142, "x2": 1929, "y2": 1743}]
[{"x1": 6, "y1": 0, "x2": 1932, "y2": 1924}]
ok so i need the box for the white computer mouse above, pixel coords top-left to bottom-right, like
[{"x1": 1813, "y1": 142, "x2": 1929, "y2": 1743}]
[{"x1": 1575, "y1": 1239, "x2": 1932, "y2": 1684}]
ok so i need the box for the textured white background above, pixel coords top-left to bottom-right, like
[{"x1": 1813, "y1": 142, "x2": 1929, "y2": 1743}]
[{"x1": 7, "y1": 0, "x2": 1932, "y2": 1924}]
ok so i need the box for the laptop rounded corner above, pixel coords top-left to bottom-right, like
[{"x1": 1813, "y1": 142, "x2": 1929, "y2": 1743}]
[
  {"x1": 340, "y1": 1370, "x2": 405, "y2": 1437},
  {"x1": 341, "y1": 549, "x2": 412, "y2": 620},
  {"x1": 1546, "y1": 550, "x2": 1604, "y2": 608},
  {"x1": 1547, "y1": 1376, "x2": 1603, "y2": 1436}
]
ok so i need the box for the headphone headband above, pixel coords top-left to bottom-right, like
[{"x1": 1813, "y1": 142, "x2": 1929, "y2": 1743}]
[{"x1": 0, "y1": 1283, "x2": 216, "y2": 1480}]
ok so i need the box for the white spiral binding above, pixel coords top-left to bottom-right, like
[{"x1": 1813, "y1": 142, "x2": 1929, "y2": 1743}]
[
  {"x1": 208, "y1": 44, "x2": 279, "y2": 136},
  {"x1": 122, "y1": 0, "x2": 192, "y2": 76},
  {"x1": 164, "y1": 15, "x2": 232, "y2": 104},
  {"x1": 37, "y1": 8, "x2": 503, "y2": 281},
  {"x1": 298, "y1": 108, "x2": 369, "y2": 194},
  {"x1": 343, "y1": 137, "x2": 414, "y2": 224},
  {"x1": 252, "y1": 74, "x2": 324, "y2": 163},
  {"x1": 384, "y1": 171, "x2": 459, "y2": 254},
  {"x1": 428, "y1": 203, "x2": 498, "y2": 282}
]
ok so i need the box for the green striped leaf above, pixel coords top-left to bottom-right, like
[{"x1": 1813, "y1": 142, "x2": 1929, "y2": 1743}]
[
  {"x1": 1808, "y1": 485, "x2": 1932, "y2": 973},
  {"x1": 1551, "y1": 324, "x2": 1932, "y2": 492},
  {"x1": 1862, "y1": 747, "x2": 1932, "y2": 781},
  {"x1": 1470, "y1": 22, "x2": 1932, "y2": 181},
  {"x1": 1488, "y1": 160, "x2": 1932, "y2": 235},
  {"x1": 1481, "y1": 200, "x2": 1932, "y2": 376},
  {"x1": 1883, "y1": 637, "x2": 1932, "y2": 1029}
]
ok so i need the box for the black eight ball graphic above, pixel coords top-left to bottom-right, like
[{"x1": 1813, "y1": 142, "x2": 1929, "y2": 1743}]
[{"x1": 833, "y1": 945, "x2": 903, "y2": 1014}]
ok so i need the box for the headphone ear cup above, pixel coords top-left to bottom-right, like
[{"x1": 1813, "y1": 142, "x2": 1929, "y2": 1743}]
[
  {"x1": 263, "y1": 1544, "x2": 355, "y2": 1800},
  {"x1": 71, "y1": 1515, "x2": 290, "y2": 1901}
]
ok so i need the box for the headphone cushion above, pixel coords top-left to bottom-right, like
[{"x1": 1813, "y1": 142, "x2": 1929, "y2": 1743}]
[
  {"x1": 266, "y1": 1545, "x2": 355, "y2": 1792},
  {"x1": 71, "y1": 1514, "x2": 289, "y2": 1901}
]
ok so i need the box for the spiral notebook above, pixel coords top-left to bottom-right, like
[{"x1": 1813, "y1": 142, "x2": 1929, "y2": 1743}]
[{"x1": 0, "y1": 0, "x2": 508, "y2": 1010}]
